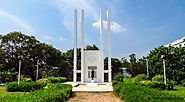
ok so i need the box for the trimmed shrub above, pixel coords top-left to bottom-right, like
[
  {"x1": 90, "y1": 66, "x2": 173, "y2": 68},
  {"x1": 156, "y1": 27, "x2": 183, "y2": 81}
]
[
  {"x1": 123, "y1": 78, "x2": 135, "y2": 84},
  {"x1": 148, "y1": 81, "x2": 166, "y2": 90},
  {"x1": 152, "y1": 75, "x2": 163, "y2": 82},
  {"x1": 115, "y1": 74, "x2": 124, "y2": 82},
  {"x1": 37, "y1": 78, "x2": 50, "y2": 83},
  {"x1": 139, "y1": 80, "x2": 152, "y2": 86},
  {"x1": 139, "y1": 80, "x2": 166, "y2": 90},
  {"x1": 1, "y1": 84, "x2": 72, "y2": 102},
  {"x1": 48, "y1": 77, "x2": 67, "y2": 83},
  {"x1": 166, "y1": 80, "x2": 176, "y2": 90},
  {"x1": 182, "y1": 82, "x2": 185, "y2": 87},
  {"x1": 21, "y1": 77, "x2": 32, "y2": 82},
  {"x1": 180, "y1": 79, "x2": 185, "y2": 87},
  {"x1": 6, "y1": 82, "x2": 47, "y2": 92},
  {"x1": 134, "y1": 74, "x2": 147, "y2": 82},
  {"x1": 113, "y1": 81, "x2": 183, "y2": 102}
]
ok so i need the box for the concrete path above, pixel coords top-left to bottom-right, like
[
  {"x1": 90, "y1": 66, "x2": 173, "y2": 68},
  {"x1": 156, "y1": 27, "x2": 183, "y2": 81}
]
[
  {"x1": 67, "y1": 92, "x2": 124, "y2": 102},
  {"x1": 64, "y1": 82, "x2": 113, "y2": 92}
]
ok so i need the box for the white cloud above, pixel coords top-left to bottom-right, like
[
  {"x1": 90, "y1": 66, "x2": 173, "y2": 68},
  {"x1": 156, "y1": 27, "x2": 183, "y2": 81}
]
[
  {"x1": 0, "y1": 8, "x2": 35, "y2": 35},
  {"x1": 92, "y1": 20, "x2": 127, "y2": 33},
  {"x1": 49, "y1": 0, "x2": 99, "y2": 32},
  {"x1": 58, "y1": 36, "x2": 68, "y2": 41},
  {"x1": 43, "y1": 35, "x2": 54, "y2": 40}
]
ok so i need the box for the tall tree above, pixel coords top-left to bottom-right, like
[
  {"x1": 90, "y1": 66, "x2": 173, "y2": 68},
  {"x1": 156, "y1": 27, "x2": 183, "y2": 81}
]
[{"x1": 0, "y1": 32, "x2": 63, "y2": 80}]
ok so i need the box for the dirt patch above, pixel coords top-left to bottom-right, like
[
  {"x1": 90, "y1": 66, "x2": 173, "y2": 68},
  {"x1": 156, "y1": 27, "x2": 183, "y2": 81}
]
[{"x1": 67, "y1": 92, "x2": 124, "y2": 102}]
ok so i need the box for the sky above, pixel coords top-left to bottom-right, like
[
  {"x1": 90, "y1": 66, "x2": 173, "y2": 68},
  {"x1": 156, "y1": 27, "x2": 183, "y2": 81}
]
[{"x1": 0, "y1": 0, "x2": 185, "y2": 59}]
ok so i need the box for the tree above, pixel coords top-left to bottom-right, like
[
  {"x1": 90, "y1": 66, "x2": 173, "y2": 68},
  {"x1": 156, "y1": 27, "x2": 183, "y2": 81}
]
[
  {"x1": 104, "y1": 57, "x2": 122, "y2": 79},
  {"x1": 85, "y1": 44, "x2": 99, "y2": 50},
  {"x1": 147, "y1": 46, "x2": 185, "y2": 83},
  {"x1": 0, "y1": 32, "x2": 63, "y2": 81}
]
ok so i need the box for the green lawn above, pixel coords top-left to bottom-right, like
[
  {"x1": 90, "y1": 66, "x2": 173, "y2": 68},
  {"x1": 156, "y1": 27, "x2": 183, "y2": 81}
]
[
  {"x1": 0, "y1": 86, "x2": 25, "y2": 98},
  {"x1": 163, "y1": 85, "x2": 185, "y2": 99}
]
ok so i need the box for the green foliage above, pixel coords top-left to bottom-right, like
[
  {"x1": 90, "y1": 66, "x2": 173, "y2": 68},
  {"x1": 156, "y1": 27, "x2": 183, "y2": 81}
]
[
  {"x1": 113, "y1": 81, "x2": 184, "y2": 102},
  {"x1": 139, "y1": 80, "x2": 152, "y2": 86},
  {"x1": 148, "y1": 81, "x2": 166, "y2": 90},
  {"x1": 0, "y1": 69, "x2": 17, "y2": 83},
  {"x1": 37, "y1": 78, "x2": 50, "y2": 83},
  {"x1": 180, "y1": 79, "x2": 185, "y2": 87},
  {"x1": 6, "y1": 82, "x2": 47, "y2": 92},
  {"x1": 47, "y1": 77, "x2": 67, "y2": 83},
  {"x1": 104, "y1": 57, "x2": 123, "y2": 79},
  {"x1": 139, "y1": 80, "x2": 166, "y2": 90},
  {"x1": 1, "y1": 84, "x2": 72, "y2": 102},
  {"x1": 134, "y1": 74, "x2": 147, "y2": 82},
  {"x1": 125, "y1": 54, "x2": 147, "y2": 77},
  {"x1": 21, "y1": 77, "x2": 32, "y2": 82},
  {"x1": 123, "y1": 78, "x2": 136, "y2": 84},
  {"x1": 85, "y1": 44, "x2": 99, "y2": 50},
  {"x1": 0, "y1": 32, "x2": 63, "y2": 80},
  {"x1": 115, "y1": 74, "x2": 124, "y2": 82},
  {"x1": 166, "y1": 80, "x2": 176, "y2": 90},
  {"x1": 152, "y1": 75, "x2": 163, "y2": 82},
  {"x1": 147, "y1": 46, "x2": 185, "y2": 83}
]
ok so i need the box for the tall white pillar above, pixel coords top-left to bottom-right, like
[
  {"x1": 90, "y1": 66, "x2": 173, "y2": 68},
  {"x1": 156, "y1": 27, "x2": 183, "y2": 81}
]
[
  {"x1": 100, "y1": 10, "x2": 104, "y2": 83},
  {"x1": 73, "y1": 10, "x2": 77, "y2": 82},
  {"x1": 81, "y1": 9, "x2": 84, "y2": 83},
  {"x1": 107, "y1": 10, "x2": 112, "y2": 82}
]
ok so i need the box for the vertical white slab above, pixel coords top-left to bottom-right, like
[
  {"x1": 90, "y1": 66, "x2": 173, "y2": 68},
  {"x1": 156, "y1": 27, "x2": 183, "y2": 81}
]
[
  {"x1": 107, "y1": 10, "x2": 112, "y2": 82},
  {"x1": 73, "y1": 10, "x2": 77, "y2": 82},
  {"x1": 100, "y1": 10, "x2": 104, "y2": 83},
  {"x1": 81, "y1": 9, "x2": 84, "y2": 83}
]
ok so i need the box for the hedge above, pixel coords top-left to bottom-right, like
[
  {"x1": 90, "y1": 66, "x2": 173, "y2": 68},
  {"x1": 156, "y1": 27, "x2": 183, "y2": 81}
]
[
  {"x1": 134, "y1": 74, "x2": 148, "y2": 82},
  {"x1": 6, "y1": 82, "x2": 47, "y2": 92},
  {"x1": 115, "y1": 74, "x2": 124, "y2": 82},
  {"x1": 37, "y1": 78, "x2": 50, "y2": 83},
  {"x1": 21, "y1": 77, "x2": 32, "y2": 82},
  {"x1": 139, "y1": 80, "x2": 166, "y2": 90},
  {"x1": 152, "y1": 75, "x2": 163, "y2": 82},
  {"x1": 48, "y1": 77, "x2": 67, "y2": 83},
  {"x1": 113, "y1": 81, "x2": 184, "y2": 102},
  {"x1": 1, "y1": 84, "x2": 72, "y2": 102}
]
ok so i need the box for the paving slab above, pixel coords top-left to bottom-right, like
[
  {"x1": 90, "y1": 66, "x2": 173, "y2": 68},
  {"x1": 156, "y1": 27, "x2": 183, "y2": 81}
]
[{"x1": 64, "y1": 82, "x2": 113, "y2": 92}]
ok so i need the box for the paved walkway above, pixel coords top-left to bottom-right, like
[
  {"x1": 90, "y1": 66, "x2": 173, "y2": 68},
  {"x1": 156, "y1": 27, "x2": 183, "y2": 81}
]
[
  {"x1": 64, "y1": 82, "x2": 113, "y2": 92},
  {"x1": 67, "y1": 92, "x2": 124, "y2": 102}
]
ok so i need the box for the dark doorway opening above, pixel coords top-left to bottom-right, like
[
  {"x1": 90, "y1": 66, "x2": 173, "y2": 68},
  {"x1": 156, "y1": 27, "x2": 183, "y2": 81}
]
[
  {"x1": 77, "y1": 73, "x2": 81, "y2": 81},
  {"x1": 104, "y1": 73, "x2": 108, "y2": 82}
]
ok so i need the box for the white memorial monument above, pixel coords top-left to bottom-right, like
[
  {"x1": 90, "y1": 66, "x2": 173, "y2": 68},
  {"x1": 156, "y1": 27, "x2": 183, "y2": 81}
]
[{"x1": 73, "y1": 9, "x2": 112, "y2": 83}]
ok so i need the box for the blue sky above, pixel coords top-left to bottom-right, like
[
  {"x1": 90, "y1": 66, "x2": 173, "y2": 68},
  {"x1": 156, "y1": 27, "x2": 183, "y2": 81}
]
[{"x1": 0, "y1": 0, "x2": 185, "y2": 59}]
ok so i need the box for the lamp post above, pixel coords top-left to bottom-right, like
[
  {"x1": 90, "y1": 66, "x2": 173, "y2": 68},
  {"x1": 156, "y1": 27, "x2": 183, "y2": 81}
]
[
  {"x1": 161, "y1": 55, "x2": 166, "y2": 84},
  {"x1": 146, "y1": 59, "x2": 149, "y2": 78},
  {"x1": 18, "y1": 55, "x2": 23, "y2": 85},
  {"x1": 36, "y1": 59, "x2": 39, "y2": 81}
]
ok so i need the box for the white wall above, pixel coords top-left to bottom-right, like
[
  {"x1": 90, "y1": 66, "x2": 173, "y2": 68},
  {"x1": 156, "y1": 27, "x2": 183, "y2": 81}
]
[
  {"x1": 164, "y1": 37, "x2": 185, "y2": 47},
  {"x1": 84, "y1": 50, "x2": 102, "y2": 83}
]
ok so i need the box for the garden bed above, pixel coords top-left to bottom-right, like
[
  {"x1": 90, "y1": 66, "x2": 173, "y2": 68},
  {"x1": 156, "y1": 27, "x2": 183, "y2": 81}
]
[{"x1": 0, "y1": 82, "x2": 72, "y2": 102}]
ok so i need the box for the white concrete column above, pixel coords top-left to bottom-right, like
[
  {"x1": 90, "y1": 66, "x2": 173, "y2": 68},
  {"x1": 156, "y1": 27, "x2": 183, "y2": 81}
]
[
  {"x1": 100, "y1": 10, "x2": 104, "y2": 83},
  {"x1": 73, "y1": 10, "x2": 77, "y2": 82},
  {"x1": 107, "y1": 10, "x2": 112, "y2": 82},
  {"x1": 81, "y1": 9, "x2": 84, "y2": 83}
]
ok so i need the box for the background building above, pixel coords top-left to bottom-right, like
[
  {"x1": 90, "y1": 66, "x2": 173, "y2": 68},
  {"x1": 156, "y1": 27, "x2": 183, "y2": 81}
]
[{"x1": 164, "y1": 36, "x2": 185, "y2": 47}]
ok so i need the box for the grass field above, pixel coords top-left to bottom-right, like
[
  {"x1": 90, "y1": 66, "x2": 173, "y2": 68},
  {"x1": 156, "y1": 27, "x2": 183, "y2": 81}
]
[{"x1": 0, "y1": 86, "x2": 25, "y2": 98}]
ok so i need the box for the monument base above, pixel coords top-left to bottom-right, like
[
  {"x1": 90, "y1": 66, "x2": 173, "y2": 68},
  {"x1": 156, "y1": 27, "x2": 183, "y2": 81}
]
[{"x1": 91, "y1": 80, "x2": 95, "y2": 83}]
